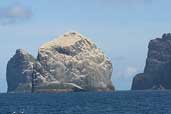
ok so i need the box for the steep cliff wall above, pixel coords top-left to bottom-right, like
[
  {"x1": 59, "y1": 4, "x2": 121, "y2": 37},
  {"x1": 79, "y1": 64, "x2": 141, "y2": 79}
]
[{"x1": 132, "y1": 33, "x2": 171, "y2": 90}]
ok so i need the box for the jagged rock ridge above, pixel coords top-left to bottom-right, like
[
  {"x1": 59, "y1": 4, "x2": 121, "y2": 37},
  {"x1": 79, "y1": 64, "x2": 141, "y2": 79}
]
[
  {"x1": 132, "y1": 33, "x2": 171, "y2": 90},
  {"x1": 7, "y1": 32, "x2": 114, "y2": 92}
]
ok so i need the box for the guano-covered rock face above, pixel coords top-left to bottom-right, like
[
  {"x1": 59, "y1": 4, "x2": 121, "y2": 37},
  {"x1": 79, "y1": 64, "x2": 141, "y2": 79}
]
[
  {"x1": 132, "y1": 33, "x2": 171, "y2": 90},
  {"x1": 7, "y1": 32, "x2": 114, "y2": 93}
]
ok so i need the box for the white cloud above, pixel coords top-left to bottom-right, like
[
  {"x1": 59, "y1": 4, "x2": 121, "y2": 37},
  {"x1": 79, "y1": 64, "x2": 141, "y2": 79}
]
[
  {"x1": 113, "y1": 66, "x2": 137, "y2": 79},
  {"x1": 126, "y1": 67, "x2": 137, "y2": 76},
  {"x1": 0, "y1": 4, "x2": 32, "y2": 25}
]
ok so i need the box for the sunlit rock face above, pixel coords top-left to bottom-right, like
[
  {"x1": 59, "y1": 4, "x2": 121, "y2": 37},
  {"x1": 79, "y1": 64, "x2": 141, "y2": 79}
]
[
  {"x1": 7, "y1": 32, "x2": 114, "y2": 92},
  {"x1": 132, "y1": 33, "x2": 171, "y2": 90},
  {"x1": 37, "y1": 32, "x2": 114, "y2": 91}
]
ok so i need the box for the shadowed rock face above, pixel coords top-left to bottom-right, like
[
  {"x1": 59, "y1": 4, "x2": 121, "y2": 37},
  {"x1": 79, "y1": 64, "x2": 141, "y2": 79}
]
[
  {"x1": 7, "y1": 32, "x2": 114, "y2": 92},
  {"x1": 132, "y1": 33, "x2": 171, "y2": 90},
  {"x1": 6, "y1": 49, "x2": 35, "y2": 92}
]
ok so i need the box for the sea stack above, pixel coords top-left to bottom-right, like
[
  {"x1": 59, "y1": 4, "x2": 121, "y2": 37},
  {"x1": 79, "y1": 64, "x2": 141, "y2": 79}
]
[
  {"x1": 6, "y1": 49, "x2": 35, "y2": 92},
  {"x1": 132, "y1": 33, "x2": 171, "y2": 90},
  {"x1": 6, "y1": 32, "x2": 114, "y2": 93}
]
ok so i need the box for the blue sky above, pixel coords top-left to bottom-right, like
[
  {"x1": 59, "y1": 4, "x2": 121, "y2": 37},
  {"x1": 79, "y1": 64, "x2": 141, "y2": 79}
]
[{"x1": 0, "y1": 0, "x2": 171, "y2": 92}]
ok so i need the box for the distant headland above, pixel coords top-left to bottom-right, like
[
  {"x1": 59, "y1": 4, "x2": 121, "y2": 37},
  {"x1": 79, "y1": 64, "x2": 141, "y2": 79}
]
[{"x1": 132, "y1": 33, "x2": 171, "y2": 90}]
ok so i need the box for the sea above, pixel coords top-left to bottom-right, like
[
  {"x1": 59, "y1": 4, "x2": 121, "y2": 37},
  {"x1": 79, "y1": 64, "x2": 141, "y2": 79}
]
[{"x1": 0, "y1": 91, "x2": 171, "y2": 114}]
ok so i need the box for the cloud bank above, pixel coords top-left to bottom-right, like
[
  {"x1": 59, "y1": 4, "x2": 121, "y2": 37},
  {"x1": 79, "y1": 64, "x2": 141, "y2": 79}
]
[{"x1": 0, "y1": 4, "x2": 32, "y2": 25}]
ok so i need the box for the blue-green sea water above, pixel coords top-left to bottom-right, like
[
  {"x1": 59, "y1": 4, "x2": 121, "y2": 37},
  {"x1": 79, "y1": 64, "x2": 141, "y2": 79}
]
[{"x1": 0, "y1": 91, "x2": 171, "y2": 114}]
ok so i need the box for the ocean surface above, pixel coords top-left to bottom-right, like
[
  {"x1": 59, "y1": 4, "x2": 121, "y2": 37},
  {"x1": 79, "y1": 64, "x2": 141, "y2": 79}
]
[{"x1": 0, "y1": 91, "x2": 171, "y2": 114}]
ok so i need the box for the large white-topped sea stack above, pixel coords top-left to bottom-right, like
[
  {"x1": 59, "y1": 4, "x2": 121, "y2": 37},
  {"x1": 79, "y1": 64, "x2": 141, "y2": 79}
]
[{"x1": 7, "y1": 32, "x2": 114, "y2": 93}]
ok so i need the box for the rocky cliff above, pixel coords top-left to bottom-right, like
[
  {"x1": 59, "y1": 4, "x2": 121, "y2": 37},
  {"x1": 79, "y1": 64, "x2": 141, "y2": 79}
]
[
  {"x1": 132, "y1": 33, "x2": 171, "y2": 90},
  {"x1": 7, "y1": 49, "x2": 35, "y2": 92},
  {"x1": 7, "y1": 32, "x2": 114, "y2": 93}
]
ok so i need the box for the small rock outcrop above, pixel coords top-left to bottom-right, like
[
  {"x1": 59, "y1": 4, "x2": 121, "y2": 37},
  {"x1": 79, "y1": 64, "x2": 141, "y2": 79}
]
[
  {"x1": 132, "y1": 33, "x2": 171, "y2": 90},
  {"x1": 7, "y1": 32, "x2": 114, "y2": 93}
]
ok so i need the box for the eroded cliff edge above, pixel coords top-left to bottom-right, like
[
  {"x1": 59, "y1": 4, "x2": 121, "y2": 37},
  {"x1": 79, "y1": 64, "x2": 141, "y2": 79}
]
[
  {"x1": 132, "y1": 33, "x2": 171, "y2": 90},
  {"x1": 7, "y1": 32, "x2": 114, "y2": 93}
]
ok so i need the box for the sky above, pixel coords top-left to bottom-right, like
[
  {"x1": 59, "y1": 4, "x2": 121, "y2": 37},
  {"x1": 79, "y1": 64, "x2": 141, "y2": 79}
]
[{"x1": 0, "y1": 0, "x2": 171, "y2": 92}]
